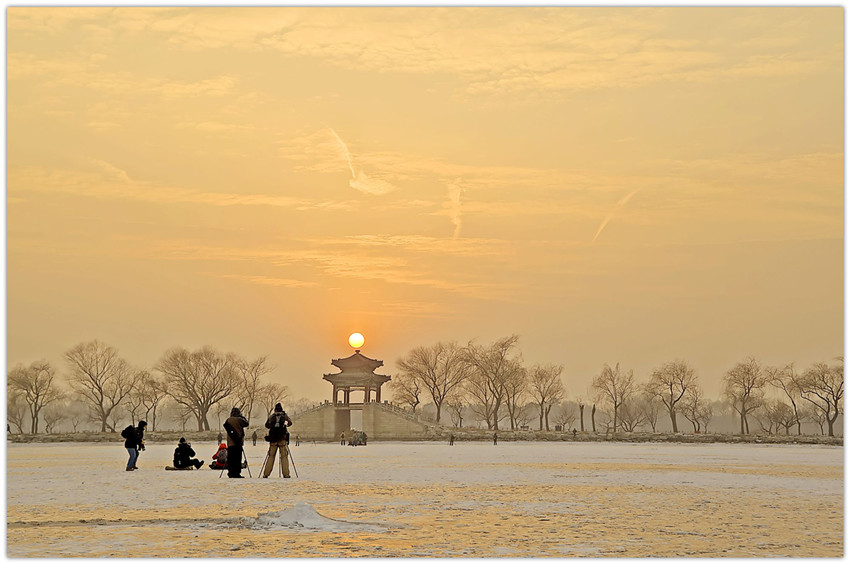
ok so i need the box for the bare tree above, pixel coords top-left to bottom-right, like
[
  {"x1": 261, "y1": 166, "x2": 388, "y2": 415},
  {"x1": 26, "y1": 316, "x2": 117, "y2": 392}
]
[
  {"x1": 289, "y1": 397, "x2": 315, "y2": 416},
  {"x1": 529, "y1": 364, "x2": 565, "y2": 431},
  {"x1": 645, "y1": 360, "x2": 697, "y2": 433},
  {"x1": 638, "y1": 391, "x2": 663, "y2": 432},
  {"x1": 257, "y1": 382, "x2": 290, "y2": 416},
  {"x1": 552, "y1": 400, "x2": 577, "y2": 431},
  {"x1": 396, "y1": 341, "x2": 470, "y2": 424},
  {"x1": 42, "y1": 403, "x2": 67, "y2": 434},
  {"x1": 618, "y1": 401, "x2": 647, "y2": 432},
  {"x1": 7, "y1": 360, "x2": 64, "y2": 434},
  {"x1": 796, "y1": 359, "x2": 843, "y2": 437},
  {"x1": 156, "y1": 346, "x2": 240, "y2": 431},
  {"x1": 680, "y1": 386, "x2": 712, "y2": 433},
  {"x1": 447, "y1": 396, "x2": 465, "y2": 428},
  {"x1": 67, "y1": 401, "x2": 88, "y2": 432},
  {"x1": 233, "y1": 356, "x2": 273, "y2": 423},
  {"x1": 766, "y1": 364, "x2": 804, "y2": 435},
  {"x1": 757, "y1": 399, "x2": 795, "y2": 435},
  {"x1": 135, "y1": 373, "x2": 168, "y2": 431},
  {"x1": 723, "y1": 357, "x2": 767, "y2": 435},
  {"x1": 462, "y1": 335, "x2": 521, "y2": 431},
  {"x1": 7, "y1": 388, "x2": 27, "y2": 433},
  {"x1": 65, "y1": 341, "x2": 137, "y2": 432},
  {"x1": 591, "y1": 363, "x2": 635, "y2": 433},
  {"x1": 388, "y1": 370, "x2": 423, "y2": 413},
  {"x1": 502, "y1": 361, "x2": 528, "y2": 430}
]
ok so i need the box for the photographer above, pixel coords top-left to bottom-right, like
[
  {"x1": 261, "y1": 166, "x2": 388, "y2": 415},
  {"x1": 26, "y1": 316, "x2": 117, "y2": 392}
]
[
  {"x1": 121, "y1": 420, "x2": 146, "y2": 471},
  {"x1": 173, "y1": 437, "x2": 203, "y2": 469},
  {"x1": 223, "y1": 407, "x2": 249, "y2": 479},
  {"x1": 262, "y1": 403, "x2": 292, "y2": 479}
]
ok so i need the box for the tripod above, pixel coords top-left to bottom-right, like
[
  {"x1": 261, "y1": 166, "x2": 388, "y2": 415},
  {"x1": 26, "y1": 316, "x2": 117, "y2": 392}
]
[
  {"x1": 219, "y1": 447, "x2": 251, "y2": 478},
  {"x1": 259, "y1": 448, "x2": 283, "y2": 478}
]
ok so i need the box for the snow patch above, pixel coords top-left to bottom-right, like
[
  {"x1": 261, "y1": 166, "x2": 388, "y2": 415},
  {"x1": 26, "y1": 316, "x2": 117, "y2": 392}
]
[{"x1": 242, "y1": 502, "x2": 387, "y2": 532}]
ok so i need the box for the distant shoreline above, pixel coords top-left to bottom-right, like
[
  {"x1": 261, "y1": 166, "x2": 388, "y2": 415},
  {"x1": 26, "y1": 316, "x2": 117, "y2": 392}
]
[{"x1": 6, "y1": 430, "x2": 842, "y2": 446}]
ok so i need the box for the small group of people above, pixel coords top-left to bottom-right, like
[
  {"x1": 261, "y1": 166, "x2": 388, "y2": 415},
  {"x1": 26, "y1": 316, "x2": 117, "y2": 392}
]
[{"x1": 120, "y1": 403, "x2": 295, "y2": 479}]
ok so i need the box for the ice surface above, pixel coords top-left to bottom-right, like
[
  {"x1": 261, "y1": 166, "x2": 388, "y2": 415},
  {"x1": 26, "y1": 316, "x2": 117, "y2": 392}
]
[{"x1": 6, "y1": 440, "x2": 843, "y2": 557}]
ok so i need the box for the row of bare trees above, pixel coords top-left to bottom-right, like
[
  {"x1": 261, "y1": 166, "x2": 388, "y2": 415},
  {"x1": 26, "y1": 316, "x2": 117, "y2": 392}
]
[
  {"x1": 7, "y1": 340, "x2": 291, "y2": 434},
  {"x1": 389, "y1": 336, "x2": 844, "y2": 437},
  {"x1": 390, "y1": 336, "x2": 566, "y2": 432}
]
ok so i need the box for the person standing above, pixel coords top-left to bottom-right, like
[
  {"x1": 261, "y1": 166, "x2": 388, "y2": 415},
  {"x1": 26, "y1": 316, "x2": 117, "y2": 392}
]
[
  {"x1": 223, "y1": 407, "x2": 249, "y2": 478},
  {"x1": 449, "y1": 434, "x2": 454, "y2": 446},
  {"x1": 295, "y1": 434, "x2": 301, "y2": 446},
  {"x1": 493, "y1": 432, "x2": 497, "y2": 446},
  {"x1": 340, "y1": 431, "x2": 345, "y2": 446},
  {"x1": 173, "y1": 437, "x2": 203, "y2": 469},
  {"x1": 262, "y1": 403, "x2": 293, "y2": 479},
  {"x1": 252, "y1": 430, "x2": 257, "y2": 446},
  {"x1": 121, "y1": 420, "x2": 146, "y2": 471}
]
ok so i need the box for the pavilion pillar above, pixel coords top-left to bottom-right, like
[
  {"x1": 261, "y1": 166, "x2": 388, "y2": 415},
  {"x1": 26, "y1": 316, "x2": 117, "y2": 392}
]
[
  {"x1": 376, "y1": 386, "x2": 382, "y2": 403},
  {"x1": 344, "y1": 389, "x2": 350, "y2": 405},
  {"x1": 332, "y1": 385, "x2": 338, "y2": 406}
]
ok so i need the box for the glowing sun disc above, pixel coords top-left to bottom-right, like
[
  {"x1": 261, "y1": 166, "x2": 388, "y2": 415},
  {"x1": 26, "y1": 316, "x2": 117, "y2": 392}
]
[{"x1": 348, "y1": 332, "x2": 365, "y2": 348}]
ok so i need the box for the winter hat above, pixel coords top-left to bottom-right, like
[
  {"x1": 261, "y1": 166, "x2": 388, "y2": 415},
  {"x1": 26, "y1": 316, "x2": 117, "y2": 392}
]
[
  {"x1": 274, "y1": 403, "x2": 283, "y2": 412},
  {"x1": 179, "y1": 437, "x2": 186, "y2": 444},
  {"x1": 230, "y1": 407, "x2": 241, "y2": 417},
  {"x1": 138, "y1": 420, "x2": 147, "y2": 428}
]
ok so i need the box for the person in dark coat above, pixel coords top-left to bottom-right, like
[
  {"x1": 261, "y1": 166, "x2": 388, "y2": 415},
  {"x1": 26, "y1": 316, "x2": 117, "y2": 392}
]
[
  {"x1": 252, "y1": 430, "x2": 257, "y2": 446},
  {"x1": 173, "y1": 437, "x2": 203, "y2": 469},
  {"x1": 262, "y1": 403, "x2": 293, "y2": 479},
  {"x1": 122, "y1": 421, "x2": 147, "y2": 471},
  {"x1": 224, "y1": 407, "x2": 249, "y2": 478}
]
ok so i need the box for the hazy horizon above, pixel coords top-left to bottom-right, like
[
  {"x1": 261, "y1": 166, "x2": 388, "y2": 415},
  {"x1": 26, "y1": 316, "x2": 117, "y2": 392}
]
[{"x1": 6, "y1": 7, "x2": 843, "y2": 402}]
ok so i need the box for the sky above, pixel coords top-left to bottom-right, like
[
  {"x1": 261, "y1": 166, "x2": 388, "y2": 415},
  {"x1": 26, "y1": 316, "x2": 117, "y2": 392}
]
[{"x1": 6, "y1": 7, "x2": 844, "y2": 402}]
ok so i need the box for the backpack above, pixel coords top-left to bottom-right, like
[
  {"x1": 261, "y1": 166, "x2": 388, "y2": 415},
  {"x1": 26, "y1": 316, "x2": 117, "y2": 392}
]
[
  {"x1": 268, "y1": 412, "x2": 289, "y2": 440},
  {"x1": 217, "y1": 448, "x2": 228, "y2": 465},
  {"x1": 121, "y1": 425, "x2": 134, "y2": 439}
]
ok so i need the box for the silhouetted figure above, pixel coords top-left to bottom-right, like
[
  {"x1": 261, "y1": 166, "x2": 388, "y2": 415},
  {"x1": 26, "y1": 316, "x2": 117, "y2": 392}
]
[
  {"x1": 121, "y1": 420, "x2": 146, "y2": 471},
  {"x1": 493, "y1": 432, "x2": 498, "y2": 446},
  {"x1": 262, "y1": 403, "x2": 292, "y2": 479},
  {"x1": 572, "y1": 428, "x2": 577, "y2": 438},
  {"x1": 252, "y1": 430, "x2": 257, "y2": 446},
  {"x1": 340, "y1": 432, "x2": 346, "y2": 446},
  {"x1": 224, "y1": 407, "x2": 249, "y2": 478},
  {"x1": 449, "y1": 434, "x2": 455, "y2": 446},
  {"x1": 173, "y1": 437, "x2": 203, "y2": 469},
  {"x1": 295, "y1": 434, "x2": 301, "y2": 446}
]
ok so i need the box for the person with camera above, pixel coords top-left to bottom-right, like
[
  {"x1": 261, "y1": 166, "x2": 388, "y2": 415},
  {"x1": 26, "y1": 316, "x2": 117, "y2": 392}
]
[
  {"x1": 262, "y1": 403, "x2": 293, "y2": 479},
  {"x1": 173, "y1": 437, "x2": 203, "y2": 469},
  {"x1": 223, "y1": 407, "x2": 249, "y2": 478},
  {"x1": 121, "y1": 420, "x2": 147, "y2": 471}
]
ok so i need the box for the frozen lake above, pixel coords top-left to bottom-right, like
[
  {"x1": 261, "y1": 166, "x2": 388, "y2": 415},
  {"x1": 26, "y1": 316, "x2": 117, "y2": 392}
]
[{"x1": 6, "y1": 440, "x2": 843, "y2": 557}]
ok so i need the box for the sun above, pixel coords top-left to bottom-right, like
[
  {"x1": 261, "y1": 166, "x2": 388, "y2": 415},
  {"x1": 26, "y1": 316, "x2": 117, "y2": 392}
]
[{"x1": 348, "y1": 332, "x2": 365, "y2": 349}]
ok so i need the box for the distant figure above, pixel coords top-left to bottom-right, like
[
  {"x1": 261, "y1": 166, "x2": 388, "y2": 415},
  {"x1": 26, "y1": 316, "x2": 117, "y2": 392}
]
[
  {"x1": 572, "y1": 428, "x2": 577, "y2": 438},
  {"x1": 449, "y1": 434, "x2": 455, "y2": 446},
  {"x1": 224, "y1": 407, "x2": 249, "y2": 478},
  {"x1": 262, "y1": 403, "x2": 292, "y2": 479},
  {"x1": 493, "y1": 432, "x2": 497, "y2": 446},
  {"x1": 173, "y1": 437, "x2": 203, "y2": 469},
  {"x1": 217, "y1": 432, "x2": 223, "y2": 444},
  {"x1": 120, "y1": 420, "x2": 146, "y2": 471},
  {"x1": 340, "y1": 432, "x2": 346, "y2": 446},
  {"x1": 295, "y1": 434, "x2": 301, "y2": 446},
  {"x1": 252, "y1": 430, "x2": 258, "y2": 446}
]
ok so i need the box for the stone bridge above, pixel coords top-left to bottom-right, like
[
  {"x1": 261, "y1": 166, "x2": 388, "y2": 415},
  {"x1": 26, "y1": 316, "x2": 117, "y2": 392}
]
[{"x1": 290, "y1": 401, "x2": 435, "y2": 441}]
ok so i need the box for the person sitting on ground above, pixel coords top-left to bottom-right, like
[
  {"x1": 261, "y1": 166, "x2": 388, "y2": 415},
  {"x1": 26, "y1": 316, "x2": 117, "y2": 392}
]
[
  {"x1": 173, "y1": 437, "x2": 203, "y2": 469},
  {"x1": 209, "y1": 442, "x2": 228, "y2": 469}
]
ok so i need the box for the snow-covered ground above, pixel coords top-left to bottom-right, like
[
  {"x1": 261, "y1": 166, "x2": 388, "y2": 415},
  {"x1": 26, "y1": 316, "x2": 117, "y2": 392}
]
[{"x1": 6, "y1": 440, "x2": 843, "y2": 557}]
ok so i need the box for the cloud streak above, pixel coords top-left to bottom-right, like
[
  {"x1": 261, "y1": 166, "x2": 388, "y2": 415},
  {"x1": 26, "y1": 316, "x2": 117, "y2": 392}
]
[
  {"x1": 328, "y1": 128, "x2": 396, "y2": 195},
  {"x1": 592, "y1": 189, "x2": 640, "y2": 243}
]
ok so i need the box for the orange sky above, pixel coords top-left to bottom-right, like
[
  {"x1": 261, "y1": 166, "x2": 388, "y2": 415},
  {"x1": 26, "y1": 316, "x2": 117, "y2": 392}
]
[{"x1": 6, "y1": 7, "x2": 843, "y2": 401}]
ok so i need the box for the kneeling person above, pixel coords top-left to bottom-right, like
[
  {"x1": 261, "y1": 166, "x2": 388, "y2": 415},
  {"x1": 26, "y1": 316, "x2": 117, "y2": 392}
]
[
  {"x1": 263, "y1": 403, "x2": 293, "y2": 478},
  {"x1": 174, "y1": 437, "x2": 203, "y2": 469}
]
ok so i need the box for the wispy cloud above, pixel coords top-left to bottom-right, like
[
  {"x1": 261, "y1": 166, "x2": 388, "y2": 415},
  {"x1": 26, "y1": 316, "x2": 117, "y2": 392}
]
[
  {"x1": 446, "y1": 179, "x2": 464, "y2": 238},
  {"x1": 327, "y1": 128, "x2": 397, "y2": 195},
  {"x1": 592, "y1": 189, "x2": 640, "y2": 243},
  {"x1": 216, "y1": 274, "x2": 318, "y2": 288}
]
